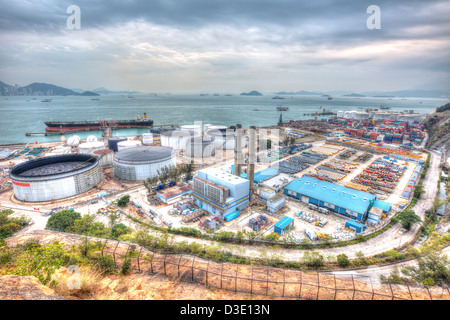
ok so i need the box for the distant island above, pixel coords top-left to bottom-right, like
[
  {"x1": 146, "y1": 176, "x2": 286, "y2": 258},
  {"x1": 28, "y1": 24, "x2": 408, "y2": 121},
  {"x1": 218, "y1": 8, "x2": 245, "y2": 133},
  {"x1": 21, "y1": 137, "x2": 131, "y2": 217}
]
[
  {"x1": 275, "y1": 90, "x2": 322, "y2": 96},
  {"x1": 80, "y1": 91, "x2": 100, "y2": 96},
  {"x1": 343, "y1": 93, "x2": 366, "y2": 97},
  {"x1": 0, "y1": 81, "x2": 100, "y2": 97},
  {"x1": 240, "y1": 90, "x2": 262, "y2": 96}
]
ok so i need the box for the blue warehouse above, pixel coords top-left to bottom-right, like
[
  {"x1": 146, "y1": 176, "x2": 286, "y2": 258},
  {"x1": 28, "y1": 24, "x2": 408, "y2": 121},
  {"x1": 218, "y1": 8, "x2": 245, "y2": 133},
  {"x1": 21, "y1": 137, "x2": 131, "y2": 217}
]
[{"x1": 284, "y1": 176, "x2": 378, "y2": 222}]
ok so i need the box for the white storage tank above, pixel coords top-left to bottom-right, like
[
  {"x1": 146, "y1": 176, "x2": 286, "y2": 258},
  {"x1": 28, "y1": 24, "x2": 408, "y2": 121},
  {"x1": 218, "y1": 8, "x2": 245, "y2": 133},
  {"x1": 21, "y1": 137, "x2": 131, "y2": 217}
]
[
  {"x1": 78, "y1": 141, "x2": 105, "y2": 154},
  {"x1": 205, "y1": 128, "x2": 247, "y2": 150},
  {"x1": 180, "y1": 124, "x2": 202, "y2": 136},
  {"x1": 117, "y1": 140, "x2": 142, "y2": 151},
  {"x1": 9, "y1": 154, "x2": 101, "y2": 202},
  {"x1": 113, "y1": 146, "x2": 176, "y2": 181},
  {"x1": 93, "y1": 149, "x2": 114, "y2": 167},
  {"x1": 185, "y1": 136, "x2": 216, "y2": 158},
  {"x1": 336, "y1": 110, "x2": 344, "y2": 118},
  {"x1": 86, "y1": 135, "x2": 98, "y2": 142},
  {"x1": 160, "y1": 129, "x2": 199, "y2": 150},
  {"x1": 142, "y1": 133, "x2": 154, "y2": 145}
]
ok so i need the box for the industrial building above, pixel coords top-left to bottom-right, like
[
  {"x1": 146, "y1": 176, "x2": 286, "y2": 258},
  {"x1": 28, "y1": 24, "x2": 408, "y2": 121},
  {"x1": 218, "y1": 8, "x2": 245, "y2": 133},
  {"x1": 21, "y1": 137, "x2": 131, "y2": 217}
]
[
  {"x1": 113, "y1": 146, "x2": 176, "y2": 181},
  {"x1": 266, "y1": 193, "x2": 286, "y2": 213},
  {"x1": 9, "y1": 154, "x2": 101, "y2": 202},
  {"x1": 192, "y1": 168, "x2": 250, "y2": 218},
  {"x1": 156, "y1": 184, "x2": 193, "y2": 204},
  {"x1": 257, "y1": 172, "x2": 294, "y2": 192},
  {"x1": 284, "y1": 176, "x2": 379, "y2": 222}
]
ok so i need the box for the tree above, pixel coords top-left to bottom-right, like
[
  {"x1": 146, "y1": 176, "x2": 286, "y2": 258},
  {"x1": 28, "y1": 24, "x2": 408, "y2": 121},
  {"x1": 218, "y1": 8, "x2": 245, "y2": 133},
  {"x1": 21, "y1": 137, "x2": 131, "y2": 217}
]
[
  {"x1": 117, "y1": 195, "x2": 130, "y2": 207},
  {"x1": 414, "y1": 185, "x2": 425, "y2": 199},
  {"x1": 112, "y1": 223, "x2": 129, "y2": 238},
  {"x1": 181, "y1": 161, "x2": 194, "y2": 181},
  {"x1": 121, "y1": 257, "x2": 132, "y2": 275},
  {"x1": 144, "y1": 176, "x2": 159, "y2": 193},
  {"x1": 399, "y1": 250, "x2": 450, "y2": 286},
  {"x1": 157, "y1": 166, "x2": 171, "y2": 186},
  {"x1": 46, "y1": 210, "x2": 81, "y2": 232},
  {"x1": 66, "y1": 214, "x2": 96, "y2": 235},
  {"x1": 397, "y1": 210, "x2": 422, "y2": 230}
]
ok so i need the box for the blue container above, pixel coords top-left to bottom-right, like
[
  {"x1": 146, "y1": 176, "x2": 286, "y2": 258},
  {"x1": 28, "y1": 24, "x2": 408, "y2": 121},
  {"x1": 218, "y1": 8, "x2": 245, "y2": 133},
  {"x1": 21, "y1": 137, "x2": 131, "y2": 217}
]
[
  {"x1": 224, "y1": 211, "x2": 240, "y2": 222},
  {"x1": 345, "y1": 220, "x2": 366, "y2": 234}
]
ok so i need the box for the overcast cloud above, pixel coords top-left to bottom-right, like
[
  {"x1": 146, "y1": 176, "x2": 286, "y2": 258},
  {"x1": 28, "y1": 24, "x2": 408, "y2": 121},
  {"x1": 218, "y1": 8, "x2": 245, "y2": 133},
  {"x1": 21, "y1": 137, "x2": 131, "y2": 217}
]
[{"x1": 0, "y1": 0, "x2": 449, "y2": 93}]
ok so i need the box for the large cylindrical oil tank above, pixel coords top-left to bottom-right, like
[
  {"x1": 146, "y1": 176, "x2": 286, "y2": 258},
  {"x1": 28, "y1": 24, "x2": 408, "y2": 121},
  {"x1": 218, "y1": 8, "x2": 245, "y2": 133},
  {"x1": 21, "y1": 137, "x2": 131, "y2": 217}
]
[
  {"x1": 142, "y1": 133, "x2": 153, "y2": 145},
  {"x1": 160, "y1": 129, "x2": 199, "y2": 150},
  {"x1": 117, "y1": 140, "x2": 142, "y2": 151},
  {"x1": 86, "y1": 135, "x2": 98, "y2": 142},
  {"x1": 93, "y1": 149, "x2": 114, "y2": 167},
  {"x1": 205, "y1": 128, "x2": 247, "y2": 150},
  {"x1": 185, "y1": 136, "x2": 216, "y2": 158},
  {"x1": 107, "y1": 137, "x2": 127, "y2": 152},
  {"x1": 113, "y1": 146, "x2": 176, "y2": 181},
  {"x1": 180, "y1": 124, "x2": 202, "y2": 136},
  {"x1": 9, "y1": 154, "x2": 101, "y2": 202},
  {"x1": 78, "y1": 141, "x2": 105, "y2": 154}
]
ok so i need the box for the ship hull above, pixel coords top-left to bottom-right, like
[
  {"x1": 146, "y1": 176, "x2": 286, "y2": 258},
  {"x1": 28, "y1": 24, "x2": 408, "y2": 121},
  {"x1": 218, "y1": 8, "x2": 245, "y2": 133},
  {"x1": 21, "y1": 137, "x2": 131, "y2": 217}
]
[{"x1": 44, "y1": 119, "x2": 154, "y2": 132}]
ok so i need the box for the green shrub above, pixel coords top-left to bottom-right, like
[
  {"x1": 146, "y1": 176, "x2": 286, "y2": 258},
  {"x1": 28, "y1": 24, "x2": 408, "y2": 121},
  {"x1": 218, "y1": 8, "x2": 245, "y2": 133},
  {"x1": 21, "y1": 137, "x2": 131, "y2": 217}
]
[
  {"x1": 337, "y1": 254, "x2": 350, "y2": 267},
  {"x1": 300, "y1": 252, "x2": 325, "y2": 269},
  {"x1": 121, "y1": 257, "x2": 131, "y2": 275},
  {"x1": 92, "y1": 254, "x2": 116, "y2": 274}
]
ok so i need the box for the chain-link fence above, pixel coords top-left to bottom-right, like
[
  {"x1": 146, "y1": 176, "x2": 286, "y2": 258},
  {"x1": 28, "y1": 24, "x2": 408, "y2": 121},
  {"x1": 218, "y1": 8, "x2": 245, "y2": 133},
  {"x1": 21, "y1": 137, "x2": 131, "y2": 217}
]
[{"x1": 95, "y1": 238, "x2": 450, "y2": 300}]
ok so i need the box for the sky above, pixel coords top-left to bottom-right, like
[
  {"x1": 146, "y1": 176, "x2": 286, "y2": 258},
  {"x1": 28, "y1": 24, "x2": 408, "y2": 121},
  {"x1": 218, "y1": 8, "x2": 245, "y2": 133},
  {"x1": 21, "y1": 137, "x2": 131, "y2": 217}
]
[{"x1": 0, "y1": 0, "x2": 449, "y2": 93}]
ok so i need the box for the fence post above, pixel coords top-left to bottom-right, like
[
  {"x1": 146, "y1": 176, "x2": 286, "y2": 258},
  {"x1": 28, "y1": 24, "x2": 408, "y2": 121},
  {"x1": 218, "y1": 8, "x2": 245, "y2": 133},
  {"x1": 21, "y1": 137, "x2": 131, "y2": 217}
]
[
  {"x1": 282, "y1": 270, "x2": 286, "y2": 298},
  {"x1": 206, "y1": 261, "x2": 210, "y2": 287},
  {"x1": 316, "y1": 272, "x2": 320, "y2": 300},
  {"x1": 235, "y1": 264, "x2": 238, "y2": 293},
  {"x1": 178, "y1": 254, "x2": 183, "y2": 278},
  {"x1": 137, "y1": 247, "x2": 142, "y2": 273},
  {"x1": 266, "y1": 267, "x2": 269, "y2": 296},
  {"x1": 220, "y1": 264, "x2": 224, "y2": 289},
  {"x1": 250, "y1": 265, "x2": 253, "y2": 295},
  {"x1": 191, "y1": 256, "x2": 196, "y2": 282},
  {"x1": 334, "y1": 274, "x2": 337, "y2": 300},
  {"x1": 101, "y1": 239, "x2": 108, "y2": 256},
  {"x1": 113, "y1": 241, "x2": 120, "y2": 268},
  {"x1": 163, "y1": 253, "x2": 167, "y2": 276},
  {"x1": 298, "y1": 271, "x2": 302, "y2": 300},
  {"x1": 150, "y1": 252, "x2": 155, "y2": 274},
  {"x1": 351, "y1": 274, "x2": 356, "y2": 300}
]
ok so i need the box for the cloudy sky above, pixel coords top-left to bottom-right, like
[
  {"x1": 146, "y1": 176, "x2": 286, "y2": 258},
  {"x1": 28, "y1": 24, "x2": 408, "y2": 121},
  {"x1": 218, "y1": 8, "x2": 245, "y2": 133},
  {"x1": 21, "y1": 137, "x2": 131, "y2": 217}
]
[{"x1": 0, "y1": 0, "x2": 449, "y2": 93}]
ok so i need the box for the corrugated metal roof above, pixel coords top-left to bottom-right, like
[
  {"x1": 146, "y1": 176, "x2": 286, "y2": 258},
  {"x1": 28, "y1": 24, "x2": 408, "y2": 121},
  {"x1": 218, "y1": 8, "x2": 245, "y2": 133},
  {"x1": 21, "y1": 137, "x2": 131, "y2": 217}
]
[
  {"x1": 373, "y1": 199, "x2": 392, "y2": 212},
  {"x1": 274, "y1": 216, "x2": 294, "y2": 230},
  {"x1": 284, "y1": 176, "x2": 376, "y2": 215},
  {"x1": 254, "y1": 168, "x2": 279, "y2": 183}
]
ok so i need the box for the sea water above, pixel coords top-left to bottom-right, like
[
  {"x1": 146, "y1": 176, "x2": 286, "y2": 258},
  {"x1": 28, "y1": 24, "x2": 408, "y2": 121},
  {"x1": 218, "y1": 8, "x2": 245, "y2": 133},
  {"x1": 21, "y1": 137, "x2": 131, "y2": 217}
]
[{"x1": 0, "y1": 94, "x2": 446, "y2": 144}]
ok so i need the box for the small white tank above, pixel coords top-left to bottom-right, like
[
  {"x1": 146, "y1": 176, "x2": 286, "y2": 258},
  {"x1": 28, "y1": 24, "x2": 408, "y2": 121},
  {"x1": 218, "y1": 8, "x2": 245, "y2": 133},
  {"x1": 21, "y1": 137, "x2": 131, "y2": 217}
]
[
  {"x1": 67, "y1": 135, "x2": 81, "y2": 147},
  {"x1": 78, "y1": 141, "x2": 105, "y2": 154},
  {"x1": 142, "y1": 133, "x2": 153, "y2": 145},
  {"x1": 86, "y1": 135, "x2": 98, "y2": 142}
]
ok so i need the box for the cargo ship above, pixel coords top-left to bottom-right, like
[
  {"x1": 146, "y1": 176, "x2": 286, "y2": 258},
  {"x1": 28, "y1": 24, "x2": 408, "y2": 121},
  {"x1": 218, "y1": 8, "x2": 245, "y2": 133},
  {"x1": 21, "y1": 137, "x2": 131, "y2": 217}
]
[{"x1": 44, "y1": 112, "x2": 154, "y2": 133}]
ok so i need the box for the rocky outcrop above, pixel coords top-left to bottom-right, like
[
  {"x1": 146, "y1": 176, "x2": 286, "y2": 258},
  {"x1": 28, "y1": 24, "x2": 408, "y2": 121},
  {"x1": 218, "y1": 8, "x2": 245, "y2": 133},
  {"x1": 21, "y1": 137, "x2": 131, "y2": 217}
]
[{"x1": 0, "y1": 275, "x2": 65, "y2": 300}]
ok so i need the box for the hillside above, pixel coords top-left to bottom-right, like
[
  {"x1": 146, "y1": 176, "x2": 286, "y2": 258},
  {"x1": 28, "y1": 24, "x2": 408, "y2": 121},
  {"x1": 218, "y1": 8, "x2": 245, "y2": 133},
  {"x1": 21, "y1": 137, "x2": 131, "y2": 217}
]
[{"x1": 424, "y1": 103, "x2": 450, "y2": 153}]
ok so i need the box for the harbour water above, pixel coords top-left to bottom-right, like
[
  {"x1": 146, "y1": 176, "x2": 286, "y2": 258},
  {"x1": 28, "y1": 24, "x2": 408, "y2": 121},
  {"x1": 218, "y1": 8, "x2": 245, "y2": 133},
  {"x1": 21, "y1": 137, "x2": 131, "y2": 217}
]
[{"x1": 0, "y1": 94, "x2": 447, "y2": 144}]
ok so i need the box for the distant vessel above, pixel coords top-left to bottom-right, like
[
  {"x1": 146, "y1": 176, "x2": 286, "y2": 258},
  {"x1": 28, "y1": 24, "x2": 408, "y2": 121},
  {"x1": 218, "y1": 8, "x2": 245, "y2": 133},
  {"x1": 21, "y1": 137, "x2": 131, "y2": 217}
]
[
  {"x1": 272, "y1": 95, "x2": 285, "y2": 99},
  {"x1": 44, "y1": 112, "x2": 153, "y2": 133},
  {"x1": 200, "y1": 94, "x2": 208, "y2": 96},
  {"x1": 91, "y1": 98, "x2": 100, "y2": 100},
  {"x1": 327, "y1": 96, "x2": 333, "y2": 100},
  {"x1": 276, "y1": 105, "x2": 289, "y2": 111},
  {"x1": 253, "y1": 108, "x2": 259, "y2": 111},
  {"x1": 41, "y1": 99, "x2": 52, "y2": 102},
  {"x1": 213, "y1": 94, "x2": 220, "y2": 96},
  {"x1": 380, "y1": 104, "x2": 390, "y2": 109}
]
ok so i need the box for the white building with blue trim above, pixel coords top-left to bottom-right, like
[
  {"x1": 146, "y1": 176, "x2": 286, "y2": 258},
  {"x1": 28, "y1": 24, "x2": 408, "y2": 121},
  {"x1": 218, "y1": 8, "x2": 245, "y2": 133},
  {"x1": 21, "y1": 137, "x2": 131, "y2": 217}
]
[{"x1": 192, "y1": 168, "x2": 250, "y2": 218}]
